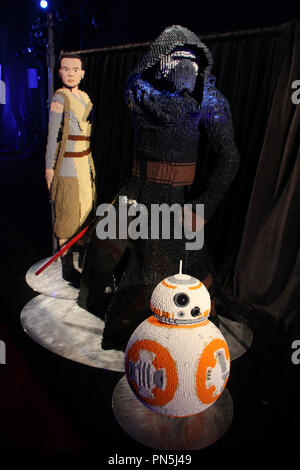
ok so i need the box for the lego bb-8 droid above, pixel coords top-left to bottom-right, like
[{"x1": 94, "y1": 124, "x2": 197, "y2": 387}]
[{"x1": 124, "y1": 261, "x2": 230, "y2": 417}]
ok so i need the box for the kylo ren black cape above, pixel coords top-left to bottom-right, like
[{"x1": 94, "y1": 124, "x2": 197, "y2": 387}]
[{"x1": 78, "y1": 25, "x2": 240, "y2": 351}]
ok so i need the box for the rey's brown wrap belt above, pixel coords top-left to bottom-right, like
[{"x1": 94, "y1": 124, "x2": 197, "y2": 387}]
[
  {"x1": 132, "y1": 158, "x2": 197, "y2": 186},
  {"x1": 64, "y1": 135, "x2": 91, "y2": 158}
]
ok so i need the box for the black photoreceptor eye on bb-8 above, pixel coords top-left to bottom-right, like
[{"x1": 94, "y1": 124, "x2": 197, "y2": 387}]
[
  {"x1": 174, "y1": 293, "x2": 200, "y2": 317},
  {"x1": 174, "y1": 292, "x2": 190, "y2": 307}
]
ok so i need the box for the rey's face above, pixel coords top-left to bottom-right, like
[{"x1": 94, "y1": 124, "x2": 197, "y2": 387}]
[{"x1": 59, "y1": 58, "x2": 84, "y2": 88}]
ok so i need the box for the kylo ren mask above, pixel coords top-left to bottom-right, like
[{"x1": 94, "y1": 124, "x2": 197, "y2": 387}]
[{"x1": 156, "y1": 49, "x2": 199, "y2": 93}]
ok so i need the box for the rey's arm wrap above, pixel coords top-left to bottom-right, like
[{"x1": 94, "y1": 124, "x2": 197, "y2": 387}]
[{"x1": 45, "y1": 93, "x2": 64, "y2": 170}]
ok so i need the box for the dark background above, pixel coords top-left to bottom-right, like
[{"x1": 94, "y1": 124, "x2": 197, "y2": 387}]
[
  {"x1": 0, "y1": 0, "x2": 299, "y2": 458},
  {"x1": 1, "y1": 0, "x2": 299, "y2": 46}
]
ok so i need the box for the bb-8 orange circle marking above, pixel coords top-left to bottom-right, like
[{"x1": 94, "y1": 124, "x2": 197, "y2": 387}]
[
  {"x1": 125, "y1": 339, "x2": 178, "y2": 407},
  {"x1": 196, "y1": 338, "x2": 230, "y2": 405}
]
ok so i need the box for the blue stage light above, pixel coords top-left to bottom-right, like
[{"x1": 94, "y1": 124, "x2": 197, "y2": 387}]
[{"x1": 40, "y1": 0, "x2": 48, "y2": 9}]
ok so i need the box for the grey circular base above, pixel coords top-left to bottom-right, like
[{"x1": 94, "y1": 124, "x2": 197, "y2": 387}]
[
  {"x1": 26, "y1": 257, "x2": 80, "y2": 300},
  {"x1": 20, "y1": 294, "x2": 125, "y2": 372},
  {"x1": 218, "y1": 316, "x2": 253, "y2": 361},
  {"x1": 112, "y1": 376, "x2": 233, "y2": 450}
]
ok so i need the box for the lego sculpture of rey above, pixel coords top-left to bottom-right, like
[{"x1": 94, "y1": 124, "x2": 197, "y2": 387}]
[
  {"x1": 45, "y1": 53, "x2": 96, "y2": 286},
  {"x1": 78, "y1": 25, "x2": 240, "y2": 351}
]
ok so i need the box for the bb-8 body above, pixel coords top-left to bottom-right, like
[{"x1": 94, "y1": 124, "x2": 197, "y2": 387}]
[{"x1": 124, "y1": 263, "x2": 230, "y2": 417}]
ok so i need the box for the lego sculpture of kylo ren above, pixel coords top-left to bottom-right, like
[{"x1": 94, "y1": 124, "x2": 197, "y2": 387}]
[{"x1": 78, "y1": 25, "x2": 240, "y2": 351}]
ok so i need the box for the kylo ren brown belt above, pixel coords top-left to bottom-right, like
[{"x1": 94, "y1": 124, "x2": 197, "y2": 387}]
[{"x1": 132, "y1": 158, "x2": 196, "y2": 186}]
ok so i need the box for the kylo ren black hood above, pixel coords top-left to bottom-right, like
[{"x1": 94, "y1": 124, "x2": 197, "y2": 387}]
[{"x1": 127, "y1": 25, "x2": 213, "y2": 85}]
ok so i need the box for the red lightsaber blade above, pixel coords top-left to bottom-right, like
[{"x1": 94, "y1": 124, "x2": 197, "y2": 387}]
[{"x1": 35, "y1": 223, "x2": 92, "y2": 276}]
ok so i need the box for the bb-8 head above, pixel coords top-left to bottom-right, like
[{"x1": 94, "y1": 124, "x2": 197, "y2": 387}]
[{"x1": 150, "y1": 260, "x2": 211, "y2": 325}]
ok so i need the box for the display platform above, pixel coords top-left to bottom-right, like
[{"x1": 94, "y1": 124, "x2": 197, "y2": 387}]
[
  {"x1": 112, "y1": 375, "x2": 233, "y2": 450},
  {"x1": 26, "y1": 257, "x2": 79, "y2": 300},
  {"x1": 218, "y1": 315, "x2": 253, "y2": 360},
  {"x1": 20, "y1": 294, "x2": 125, "y2": 372}
]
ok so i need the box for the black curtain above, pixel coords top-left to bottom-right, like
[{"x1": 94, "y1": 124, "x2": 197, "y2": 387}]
[
  {"x1": 72, "y1": 19, "x2": 299, "y2": 331},
  {"x1": 231, "y1": 21, "x2": 300, "y2": 334}
]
